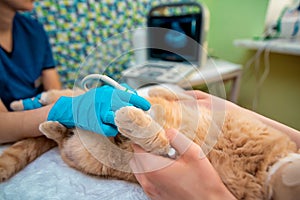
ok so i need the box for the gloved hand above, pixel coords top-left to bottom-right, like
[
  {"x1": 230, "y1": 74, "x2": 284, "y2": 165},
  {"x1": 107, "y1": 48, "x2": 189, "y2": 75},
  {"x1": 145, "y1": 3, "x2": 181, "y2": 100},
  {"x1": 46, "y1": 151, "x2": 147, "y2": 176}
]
[
  {"x1": 47, "y1": 84, "x2": 151, "y2": 137},
  {"x1": 22, "y1": 93, "x2": 43, "y2": 110},
  {"x1": 10, "y1": 93, "x2": 43, "y2": 111}
]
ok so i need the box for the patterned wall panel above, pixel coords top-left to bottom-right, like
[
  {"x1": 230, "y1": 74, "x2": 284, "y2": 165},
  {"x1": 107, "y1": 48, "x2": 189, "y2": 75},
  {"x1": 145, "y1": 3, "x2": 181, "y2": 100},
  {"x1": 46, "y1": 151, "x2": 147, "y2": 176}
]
[{"x1": 27, "y1": 0, "x2": 189, "y2": 87}]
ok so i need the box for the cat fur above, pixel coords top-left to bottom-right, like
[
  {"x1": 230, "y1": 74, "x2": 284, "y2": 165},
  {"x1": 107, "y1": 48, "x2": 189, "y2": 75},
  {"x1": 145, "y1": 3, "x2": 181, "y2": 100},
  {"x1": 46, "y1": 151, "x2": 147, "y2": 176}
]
[{"x1": 1, "y1": 87, "x2": 300, "y2": 200}]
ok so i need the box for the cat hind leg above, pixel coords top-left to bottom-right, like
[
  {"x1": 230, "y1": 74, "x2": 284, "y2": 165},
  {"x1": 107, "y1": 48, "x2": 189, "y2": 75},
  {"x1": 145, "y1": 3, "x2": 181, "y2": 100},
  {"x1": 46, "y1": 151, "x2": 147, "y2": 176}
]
[
  {"x1": 0, "y1": 136, "x2": 56, "y2": 182},
  {"x1": 39, "y1": 121, "x2": 70, "y2": 147}
]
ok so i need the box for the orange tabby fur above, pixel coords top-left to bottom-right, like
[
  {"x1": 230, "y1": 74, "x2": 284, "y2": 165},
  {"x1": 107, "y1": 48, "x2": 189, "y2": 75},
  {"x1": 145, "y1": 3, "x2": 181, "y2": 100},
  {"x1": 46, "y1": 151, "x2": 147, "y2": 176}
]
[
  {"x1": 0, "y1": 136, "x2": 56, "y2": 182},
  {"x1": 1, "y1": 87, "x2": 299, "y2": 200}
]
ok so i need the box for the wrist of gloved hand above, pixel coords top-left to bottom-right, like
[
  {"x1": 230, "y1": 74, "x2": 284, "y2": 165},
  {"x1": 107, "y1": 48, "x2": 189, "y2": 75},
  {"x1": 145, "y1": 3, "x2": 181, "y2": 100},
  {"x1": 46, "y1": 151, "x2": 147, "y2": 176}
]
[
  {"x1": 47, "y1": 85, "x2": 151, "y2": 137},
  {"x1": 48, "y1": 96, "x2": 74, "y2": 127}
]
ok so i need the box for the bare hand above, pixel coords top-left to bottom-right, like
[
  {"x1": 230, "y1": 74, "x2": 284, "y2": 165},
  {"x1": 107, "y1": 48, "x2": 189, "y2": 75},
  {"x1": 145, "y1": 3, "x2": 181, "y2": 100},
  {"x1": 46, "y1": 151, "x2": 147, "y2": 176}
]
[{"x1": 129, "y1": 129, "x2": 236, "y2": 200}]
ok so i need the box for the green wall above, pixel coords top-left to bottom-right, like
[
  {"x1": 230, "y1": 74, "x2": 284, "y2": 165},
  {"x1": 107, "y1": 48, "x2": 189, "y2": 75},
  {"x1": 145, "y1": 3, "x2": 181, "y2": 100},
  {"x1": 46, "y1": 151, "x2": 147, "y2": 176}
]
[
  {"x1": 201, "y1": 0, "x2": 269, "y2": 62},
  {"x1": 240, "y1": 54, "x2": 300, "y2": 130},
  {"x1": 201, "y1": 0, "x2": 300, "y2": 130}
]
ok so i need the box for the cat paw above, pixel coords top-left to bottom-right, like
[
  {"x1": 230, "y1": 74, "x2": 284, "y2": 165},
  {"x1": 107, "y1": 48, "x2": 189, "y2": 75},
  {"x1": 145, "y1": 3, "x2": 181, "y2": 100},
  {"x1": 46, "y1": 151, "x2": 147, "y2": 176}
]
[
  {"x1": 115, "y1": 106, "x2": 170, "y2": 155},
  {"x1": 0, "y1": 165, "x2": 10, "y2": 182},
  {"x1": 10, "y1": 100, "x2": 24, "y2": 111},
  {"x1": 9, "y1": 90, "x2": 60, "y2": 111},
  {"x1": 39, "y1": 89, "x2": 82, "y2": 105},
  {"x1": 39, "y1": 121, "x2": 67, "y2": 143},
  {"x1": 115, "y1": 106, "x2": 153, "y2": 137},
  {"x1": 40, "y1": 90, "x2": 66, "y2": 105},
  {"x1": 39, "y1": 92, "x2": 52, "y2": 105}
]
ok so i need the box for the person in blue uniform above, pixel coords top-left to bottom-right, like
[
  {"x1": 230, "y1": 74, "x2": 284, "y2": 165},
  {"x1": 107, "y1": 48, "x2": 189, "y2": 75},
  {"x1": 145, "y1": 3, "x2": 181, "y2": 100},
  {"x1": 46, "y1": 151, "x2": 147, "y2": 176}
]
[
  {"x1": 0, "y1": 1, "x2": 61, "y2": 111},
  {"x1": 0, "y1": 0, "x2": 150, "y2": 141},
  {"x1": 0, "y1": 11, "x2": 61, "y2": 110},
  {"x1": 0, "y1": 0, "x2": 63, "y2": 142}
]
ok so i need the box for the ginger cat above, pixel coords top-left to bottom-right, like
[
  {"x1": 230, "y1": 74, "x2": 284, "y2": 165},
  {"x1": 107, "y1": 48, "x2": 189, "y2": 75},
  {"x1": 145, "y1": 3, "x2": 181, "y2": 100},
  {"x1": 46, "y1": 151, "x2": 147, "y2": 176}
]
[{"x1": 1, "y1": 86, "x2": 300, "y2": 200}]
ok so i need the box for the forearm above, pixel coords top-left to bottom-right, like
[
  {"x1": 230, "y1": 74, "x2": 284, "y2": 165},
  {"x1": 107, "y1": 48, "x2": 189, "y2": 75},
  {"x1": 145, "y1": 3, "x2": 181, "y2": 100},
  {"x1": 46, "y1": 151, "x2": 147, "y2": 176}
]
[
  {"x1": 188, "y1": 90, "x2": 300, "y2": 147},
  {"x1": 246, "y1": 108, "x2": 300, "y2": 147},
  {"x1": 42, "y1": 68, "x2": 61, "y2": 90},
  {"x1": 0, "y1": 105, "x2": 52, "y2": 144},
  {"x1": 224, "y1": 100, "x2": 300, "y2": 147}
]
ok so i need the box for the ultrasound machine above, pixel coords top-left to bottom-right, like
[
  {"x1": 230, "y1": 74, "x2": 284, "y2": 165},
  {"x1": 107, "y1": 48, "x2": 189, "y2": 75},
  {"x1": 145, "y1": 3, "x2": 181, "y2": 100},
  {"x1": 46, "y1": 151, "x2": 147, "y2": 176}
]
[{"x1": 122, "y1": 2, "x2": 209, "y2": 86}]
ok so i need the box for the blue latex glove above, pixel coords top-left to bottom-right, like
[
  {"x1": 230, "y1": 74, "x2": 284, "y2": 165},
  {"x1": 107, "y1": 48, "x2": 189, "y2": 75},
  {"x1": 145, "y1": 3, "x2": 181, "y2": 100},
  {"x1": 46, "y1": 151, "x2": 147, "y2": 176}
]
[
  {"x1": 22, "y1": 93, "x2": 43, "y2": 110},
  {"x1": 47, "y1": 84, "x2": 151, "y2": 137}
]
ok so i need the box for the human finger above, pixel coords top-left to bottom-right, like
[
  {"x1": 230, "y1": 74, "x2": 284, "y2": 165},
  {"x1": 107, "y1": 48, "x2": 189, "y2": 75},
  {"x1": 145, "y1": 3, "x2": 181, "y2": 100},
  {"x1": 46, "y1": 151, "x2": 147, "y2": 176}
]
[
  {"x1": 120, "y1": 83, "x2": 137, "y2": 94},
  {"x1": 182, "y1": 90, "x2": 214, "y2": 109},
  {"x1": 102, "y1": 110, "x2": 115, "y2": 125},
  {"x1": 166, "y1": 129, "x2": 205, "y2": 160},
  {"x1": 184, "y1": 90, "x2": 225, "y2": 107},
  {"x1": 129, "y1": 144, "x2": 174, "y2": 173},
  {"x1": 131, "y1": 170, "x2": 158, "y2": 200},
  {"x1": 113, "y1": 90, "x2": 151, "y2": 111},
  {"x1": 99, "y1": 123, "x2": 118, "y2": 137},
  {"x1": 187, "y1": 92, "x2": 226, "y2": 112},
  {"x1": 129, "y1": 94, "x2": 151, "y2": 111},
  {"x1": 184, "y1": 90, "x2": 211, "y2": 100}
]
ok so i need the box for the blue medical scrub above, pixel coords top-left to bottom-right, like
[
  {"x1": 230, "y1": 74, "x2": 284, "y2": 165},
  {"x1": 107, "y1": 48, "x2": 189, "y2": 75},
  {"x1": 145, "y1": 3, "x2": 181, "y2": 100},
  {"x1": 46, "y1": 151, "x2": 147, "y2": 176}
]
[{"x1": 0, "y1": 12, "x2": 56, "y2": 111}]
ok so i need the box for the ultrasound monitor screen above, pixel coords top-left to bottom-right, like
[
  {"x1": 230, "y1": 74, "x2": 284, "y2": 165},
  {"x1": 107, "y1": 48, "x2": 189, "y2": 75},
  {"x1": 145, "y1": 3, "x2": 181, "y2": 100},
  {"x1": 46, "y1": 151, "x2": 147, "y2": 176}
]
[{"x1": 147, "y1": 13, "x2": 202, "y2": 62}]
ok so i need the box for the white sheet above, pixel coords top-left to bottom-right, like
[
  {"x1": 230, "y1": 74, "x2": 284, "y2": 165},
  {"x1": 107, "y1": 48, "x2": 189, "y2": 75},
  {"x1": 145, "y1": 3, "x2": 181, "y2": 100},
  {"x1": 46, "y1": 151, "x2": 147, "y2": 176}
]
[{"x1": 0, "y1": 145, "x2": 149, "y2": 200}]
